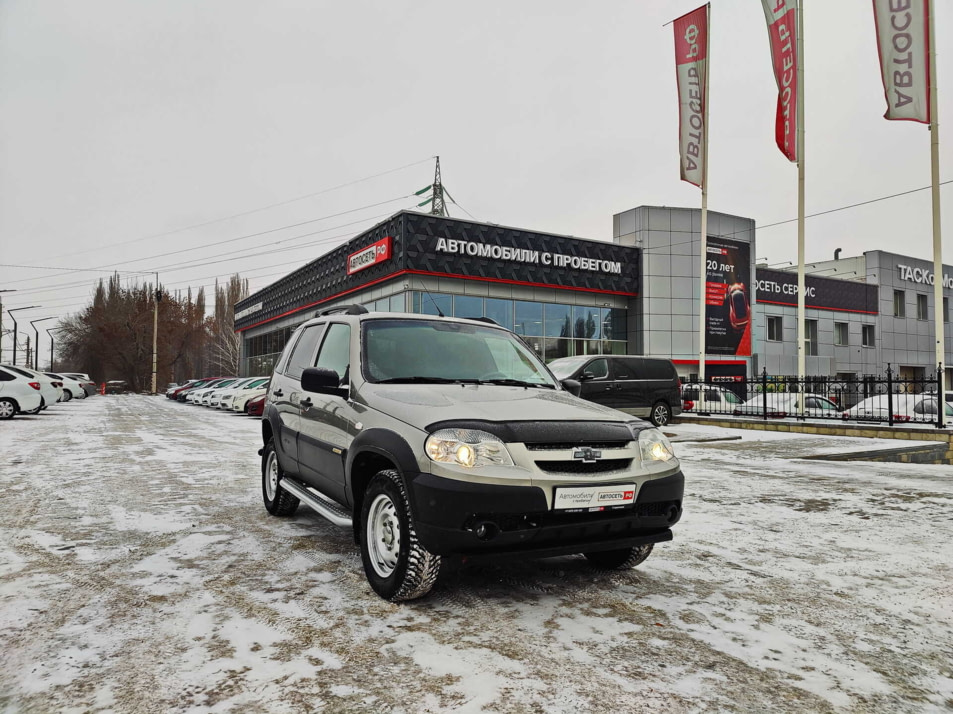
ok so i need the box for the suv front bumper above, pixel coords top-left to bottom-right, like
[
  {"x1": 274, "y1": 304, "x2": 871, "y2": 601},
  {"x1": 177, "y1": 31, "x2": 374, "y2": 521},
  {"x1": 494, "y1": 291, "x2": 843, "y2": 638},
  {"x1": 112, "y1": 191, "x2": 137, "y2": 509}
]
[{"x1": 407, "y1": 471, "x2": 684, "y2": 557}]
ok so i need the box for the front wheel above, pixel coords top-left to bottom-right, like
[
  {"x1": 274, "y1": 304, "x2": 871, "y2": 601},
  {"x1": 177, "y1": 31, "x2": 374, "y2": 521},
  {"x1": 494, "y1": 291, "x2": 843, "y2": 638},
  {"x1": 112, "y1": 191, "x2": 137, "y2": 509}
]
[
  {"x1": 261, "y1": 439, "x2": 299, "y2": 516},
  {"x1": 0, "y1": 398, "x2": 16, "y2": 420},
  {"x1": 650, "y1": 401, "x2": 671, "y2": 427},
  {"x1": 584, "y1": 544, "x2": 654, "y2": 570},
  {"x1": 360, "y1": 470, "x2": 441, "y2": 602}
]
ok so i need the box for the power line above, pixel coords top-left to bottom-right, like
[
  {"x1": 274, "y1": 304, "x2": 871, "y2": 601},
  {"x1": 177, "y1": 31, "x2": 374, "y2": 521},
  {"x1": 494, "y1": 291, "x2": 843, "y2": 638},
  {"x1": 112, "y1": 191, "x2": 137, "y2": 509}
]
[
  {"x1": 50, "y1": 156, "x2": 436, "y2": 261},
  {"x1": 2, "y1": 196, "x2": 414, "y2": 286}
]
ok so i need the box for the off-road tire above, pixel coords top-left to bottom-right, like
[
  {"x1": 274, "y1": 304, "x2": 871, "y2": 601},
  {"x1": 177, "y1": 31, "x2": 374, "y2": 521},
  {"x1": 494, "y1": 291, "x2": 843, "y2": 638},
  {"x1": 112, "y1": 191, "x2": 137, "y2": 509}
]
[
  {"x1": 650, "y1": 401, "x2": 671, "y2": 427},
  {"x1": 360, "y1": 469, "x2": 441, "y2": 602},
  {"x1": 261, "y1": 439, "x2": 299, "y2": 516},
  {"x1": 584, "y1": 544, "x2": 654, "y2": 570},
  {"x1": 0, "y1": 398, "x2": 16, "y2": 420}
]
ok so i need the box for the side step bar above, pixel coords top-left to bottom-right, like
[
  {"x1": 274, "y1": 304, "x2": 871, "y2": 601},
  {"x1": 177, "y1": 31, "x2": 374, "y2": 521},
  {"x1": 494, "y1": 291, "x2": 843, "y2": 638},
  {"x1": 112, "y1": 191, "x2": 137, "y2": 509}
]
[{"x1": 279, "y1": 478, "x2": 353, "y2": 527}]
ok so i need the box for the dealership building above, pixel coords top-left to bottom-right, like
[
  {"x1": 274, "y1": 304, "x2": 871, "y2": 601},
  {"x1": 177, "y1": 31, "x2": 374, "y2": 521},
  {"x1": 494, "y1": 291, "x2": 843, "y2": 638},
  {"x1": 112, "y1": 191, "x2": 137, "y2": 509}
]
[{"x1": 234, "y1": 207, "x2": 953, "y2": 386}]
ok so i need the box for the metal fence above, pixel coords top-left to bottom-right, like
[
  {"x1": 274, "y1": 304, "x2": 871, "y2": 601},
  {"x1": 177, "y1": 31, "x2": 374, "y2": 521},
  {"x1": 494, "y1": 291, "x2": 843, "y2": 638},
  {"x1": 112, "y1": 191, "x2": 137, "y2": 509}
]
[{"x1": 682, "y1": 365, "x2": 950, "y2": 428}]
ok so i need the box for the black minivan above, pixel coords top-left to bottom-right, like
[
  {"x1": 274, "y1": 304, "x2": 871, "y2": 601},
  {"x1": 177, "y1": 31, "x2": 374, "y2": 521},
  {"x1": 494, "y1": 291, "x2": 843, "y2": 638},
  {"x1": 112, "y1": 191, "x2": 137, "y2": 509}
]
[{"x1": 547, "y1": 355, "x2": 682, "y2": 426}]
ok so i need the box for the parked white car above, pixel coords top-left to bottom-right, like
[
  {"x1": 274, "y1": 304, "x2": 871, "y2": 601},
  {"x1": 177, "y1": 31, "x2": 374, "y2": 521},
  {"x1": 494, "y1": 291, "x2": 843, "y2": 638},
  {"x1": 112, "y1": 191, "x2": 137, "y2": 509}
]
[
  {"x1": 0, "y1": 365, "x2": 44, "y2": 418},
  {"x1": 216, "y1": 377, "x2": 269, "y2": 410},
  {"x1": 44, "y1": 372, "x2": 87, "y2": 401},
  {"x1": 681, "y1": 384, "x2": 744, "y2": 413},
  {"x1": 844, "y1": 394, "x2": 953, "y2": 423},
  {"x1": 192, "y1": 378, "x2": 241, "y2": 406},
  {"x1": 732, "y1": 392, "x2": 841, "y2": 419},
  {"x1": 0, "y1": 364, "x2": 61, "y2": 410},
  {"x1": 61, "y1": 373, "x2": 98, "y2": 396},
  {"x1": 207, "y1": 377, "x2": 258, "y2": 408},
  {"x1": 230, "y1": 380, "x2": 270, "y2": 412}
]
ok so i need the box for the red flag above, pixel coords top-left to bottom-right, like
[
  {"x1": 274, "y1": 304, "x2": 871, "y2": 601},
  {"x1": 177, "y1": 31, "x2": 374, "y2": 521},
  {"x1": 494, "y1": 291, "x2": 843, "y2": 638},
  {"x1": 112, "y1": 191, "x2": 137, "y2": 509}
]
[
  {"x1": 872, "y1": 0, "x2": 930, "y2": 123},
  {"x1": 761, "y1": 0, "x2": 799, "y2": 162},
  {"x1": 674, "y1": 5, "x2": 709, "y2": 188}
]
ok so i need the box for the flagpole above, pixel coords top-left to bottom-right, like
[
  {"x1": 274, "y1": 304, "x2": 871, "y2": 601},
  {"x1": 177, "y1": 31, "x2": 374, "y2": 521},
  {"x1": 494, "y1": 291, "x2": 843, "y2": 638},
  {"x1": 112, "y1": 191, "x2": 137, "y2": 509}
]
[
  {"x1": 697, "y1": 2, "x2": 711, "y2": 385},
  {"x1": 796, "y1": 0, "x2": 806, "y2": 417},
  {"x1": 928, "y1": 0, "x2": 945, "y2": 427}
]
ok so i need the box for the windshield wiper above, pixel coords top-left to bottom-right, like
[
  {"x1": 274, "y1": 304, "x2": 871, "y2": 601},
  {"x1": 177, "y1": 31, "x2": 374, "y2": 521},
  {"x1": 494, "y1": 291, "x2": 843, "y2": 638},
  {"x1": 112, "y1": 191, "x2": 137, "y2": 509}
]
[
  {"x1": 476, "y1": 378, "x2": 555, "y2": 389},
  {"x1": 376, "y1": 376, "x2": 472, "y2": 384}
]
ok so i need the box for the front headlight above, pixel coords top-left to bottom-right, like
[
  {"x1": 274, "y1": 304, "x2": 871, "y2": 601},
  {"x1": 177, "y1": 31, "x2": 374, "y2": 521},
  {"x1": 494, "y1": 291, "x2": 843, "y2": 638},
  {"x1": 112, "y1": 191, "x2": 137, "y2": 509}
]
[
  {"x1": 638, "y1": 428, "x2": 676, "y2": 462},
  {"x1": 425, "y1": 429, "x2": 514, "y2": 468}
]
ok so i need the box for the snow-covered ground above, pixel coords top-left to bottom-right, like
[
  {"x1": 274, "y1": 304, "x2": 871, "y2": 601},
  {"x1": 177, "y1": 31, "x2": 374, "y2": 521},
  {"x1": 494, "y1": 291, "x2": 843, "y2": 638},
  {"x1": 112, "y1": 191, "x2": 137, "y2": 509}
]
[{"x1": 1, "y1": 396, "x2": 951, "y2": 713}]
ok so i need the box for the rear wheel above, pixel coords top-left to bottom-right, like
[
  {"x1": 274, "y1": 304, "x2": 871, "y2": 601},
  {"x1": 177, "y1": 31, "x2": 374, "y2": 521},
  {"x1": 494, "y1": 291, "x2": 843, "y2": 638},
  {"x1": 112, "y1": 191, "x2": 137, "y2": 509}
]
[
  {"x1": 650, "y1": 401, "x2": 671, "y2": 427},
  {"x1": 261, "y1": 439, "x2": 299, "y2": 516},
  {"x1": 360, "y1": 469, "x2": 441, "y2": 602},
  {"x1": 62, "y1": 390, "x2": 72, "y2": 402},
  {"x1": 0, "y1": 398, "x2": 16, "y2": 420},
  {"x1": 584, "y1": 544, "x2": 654, "y2": 570}
]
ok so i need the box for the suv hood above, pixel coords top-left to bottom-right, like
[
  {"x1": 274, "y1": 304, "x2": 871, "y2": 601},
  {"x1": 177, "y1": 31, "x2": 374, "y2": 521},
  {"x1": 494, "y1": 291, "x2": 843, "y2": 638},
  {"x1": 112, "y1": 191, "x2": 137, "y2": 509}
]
[{"x1": 358, "y1": 383, "x2": 637, "y2": 429}]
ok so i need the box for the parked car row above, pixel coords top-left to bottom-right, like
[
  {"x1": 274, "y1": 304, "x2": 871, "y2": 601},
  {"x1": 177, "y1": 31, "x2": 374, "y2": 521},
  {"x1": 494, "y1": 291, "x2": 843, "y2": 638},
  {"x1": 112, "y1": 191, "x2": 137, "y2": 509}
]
[
  {"x1": 166, "y1": 376, "x2": 269, "y2": 415},
  {"x1": 0, "y1": 365, "x2": 97, "y2": 420}
]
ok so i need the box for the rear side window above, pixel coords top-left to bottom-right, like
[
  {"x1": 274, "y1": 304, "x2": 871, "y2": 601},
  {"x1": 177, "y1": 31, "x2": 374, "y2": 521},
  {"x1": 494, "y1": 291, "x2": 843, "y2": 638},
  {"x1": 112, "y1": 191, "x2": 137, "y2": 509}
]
[
  {"x1": 642, "y1": 359, "x2": 676, "y2": 380},
  {"x1": 612, "y1": 358, "x2": 639, "y2": 380},
  {"x1": 0, "y1": 368, "x2": 14, "y2": 382},
  {"x1": 4, "y1": 366, "x2": 34, "y2": 379},
  {"x1": 284, "y1": 325, "x2": 325, "y2": 380},
  {"x1": 314, "y1": 323, "x2": 351, "y2": 385}
]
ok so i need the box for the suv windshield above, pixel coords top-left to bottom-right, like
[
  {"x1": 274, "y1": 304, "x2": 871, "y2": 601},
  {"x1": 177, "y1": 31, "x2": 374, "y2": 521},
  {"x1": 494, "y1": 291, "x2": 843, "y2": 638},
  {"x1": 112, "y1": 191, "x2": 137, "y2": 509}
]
[{"x1": 362, "y1": 318, "x2": 556, "y2": 387}]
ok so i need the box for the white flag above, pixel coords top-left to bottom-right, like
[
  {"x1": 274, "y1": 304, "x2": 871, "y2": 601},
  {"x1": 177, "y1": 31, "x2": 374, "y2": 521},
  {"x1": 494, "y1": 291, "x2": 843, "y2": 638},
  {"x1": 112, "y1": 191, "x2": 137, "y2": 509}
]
[{"x1": 873, "y1": 0, "x2": 930, "y2": 123}]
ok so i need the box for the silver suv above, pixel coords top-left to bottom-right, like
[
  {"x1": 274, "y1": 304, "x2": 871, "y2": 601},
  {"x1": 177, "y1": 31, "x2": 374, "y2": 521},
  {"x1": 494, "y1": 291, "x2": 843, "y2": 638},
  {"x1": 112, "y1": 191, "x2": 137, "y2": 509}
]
[{"x1": 260, "y1": 306, "x2": 685, "y2": 601}]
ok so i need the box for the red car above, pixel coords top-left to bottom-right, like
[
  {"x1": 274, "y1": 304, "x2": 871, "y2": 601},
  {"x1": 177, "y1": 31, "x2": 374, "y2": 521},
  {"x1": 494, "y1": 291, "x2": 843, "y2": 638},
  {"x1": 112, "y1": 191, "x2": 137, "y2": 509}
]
[
  {"x1": 245, "y1": 393, "x2": 265, "y2": 417},
  {"x1": 727, "y1": 282, "x2": 749, "y2": 331}
]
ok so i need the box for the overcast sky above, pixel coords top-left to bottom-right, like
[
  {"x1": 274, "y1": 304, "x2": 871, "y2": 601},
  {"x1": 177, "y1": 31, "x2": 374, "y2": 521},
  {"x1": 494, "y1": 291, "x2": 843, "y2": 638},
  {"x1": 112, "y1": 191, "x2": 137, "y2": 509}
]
[{"x1": 1, "y1": 0, "x2": 951, "y2": 333}]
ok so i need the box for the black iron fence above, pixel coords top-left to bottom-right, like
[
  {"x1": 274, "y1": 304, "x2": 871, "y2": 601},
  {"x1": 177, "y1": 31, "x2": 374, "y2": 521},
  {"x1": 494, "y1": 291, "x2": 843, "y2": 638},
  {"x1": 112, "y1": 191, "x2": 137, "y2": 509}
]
[{"x1": 682, "y1": 364, "x2": 950, "y2": 428}]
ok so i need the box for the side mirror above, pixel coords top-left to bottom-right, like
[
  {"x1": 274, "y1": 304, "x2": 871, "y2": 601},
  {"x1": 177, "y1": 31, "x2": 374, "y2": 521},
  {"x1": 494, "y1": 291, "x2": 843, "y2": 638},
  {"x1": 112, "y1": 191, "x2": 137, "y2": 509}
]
[
  {"x1": 578, "y1": 371, "x2": 595, "y2": 382},
  {"x1": 561, "y1": 378, "x2": 582, "y2": 397},
  {"x1": 301, "y1": 367, "x2": 348, "y2": 398}
]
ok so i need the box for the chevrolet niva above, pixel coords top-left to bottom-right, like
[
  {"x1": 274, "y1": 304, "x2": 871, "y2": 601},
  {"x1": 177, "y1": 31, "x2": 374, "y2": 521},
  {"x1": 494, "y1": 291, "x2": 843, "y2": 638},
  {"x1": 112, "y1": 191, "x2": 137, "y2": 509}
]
[{"x1": 260, "y1": 306, "x2": 684, "y2": 601}]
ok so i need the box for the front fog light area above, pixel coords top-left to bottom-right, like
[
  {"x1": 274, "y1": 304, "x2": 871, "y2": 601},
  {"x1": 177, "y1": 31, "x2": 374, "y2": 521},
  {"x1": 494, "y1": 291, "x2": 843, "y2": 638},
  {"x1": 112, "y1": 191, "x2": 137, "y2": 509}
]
[
  {"x1": 638, "y1": 428, "x2": 676, "y2": 462},
  {"x1": 425, "y1": 429, "x2": 514, "y2": 468}
]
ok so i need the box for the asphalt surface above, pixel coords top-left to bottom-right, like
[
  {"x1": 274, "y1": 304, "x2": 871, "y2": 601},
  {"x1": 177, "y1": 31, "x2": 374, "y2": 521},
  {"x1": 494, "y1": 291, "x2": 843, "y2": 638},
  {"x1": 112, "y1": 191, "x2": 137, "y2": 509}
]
[{"x1": 1, "y1": 396, "x2": 951, "y2": 713}]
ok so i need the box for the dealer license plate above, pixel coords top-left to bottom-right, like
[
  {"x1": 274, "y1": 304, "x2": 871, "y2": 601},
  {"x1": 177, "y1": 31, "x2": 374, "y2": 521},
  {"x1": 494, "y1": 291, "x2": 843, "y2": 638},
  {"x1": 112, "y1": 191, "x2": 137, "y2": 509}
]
[{"x1": 553, "y1": 484, "x2": 636, "y2": 512}]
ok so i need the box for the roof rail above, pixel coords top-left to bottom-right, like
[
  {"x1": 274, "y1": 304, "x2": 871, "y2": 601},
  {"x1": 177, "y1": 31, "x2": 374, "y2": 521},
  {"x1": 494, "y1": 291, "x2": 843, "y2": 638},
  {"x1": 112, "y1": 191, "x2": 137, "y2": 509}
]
[{"x1": 315, "y1": 304, "x2": 369, "y2": 317}]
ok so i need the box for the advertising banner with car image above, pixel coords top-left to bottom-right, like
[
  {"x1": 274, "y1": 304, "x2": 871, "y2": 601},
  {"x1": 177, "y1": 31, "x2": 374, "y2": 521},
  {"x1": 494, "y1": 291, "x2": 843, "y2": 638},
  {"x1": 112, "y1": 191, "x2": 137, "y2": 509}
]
[{"x1": 704, "y1": 236, "x2": 751, "y2": 356}]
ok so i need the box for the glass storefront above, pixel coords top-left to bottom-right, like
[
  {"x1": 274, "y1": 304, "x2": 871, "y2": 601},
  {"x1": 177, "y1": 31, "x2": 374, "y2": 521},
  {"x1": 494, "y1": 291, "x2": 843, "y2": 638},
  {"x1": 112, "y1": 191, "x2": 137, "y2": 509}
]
[
  {"x1": 407, "y1": 292, "x2": 626, "y2": 360},
  {"x1": 241, "y1": 290, "x2": 628, "y2": 375}
]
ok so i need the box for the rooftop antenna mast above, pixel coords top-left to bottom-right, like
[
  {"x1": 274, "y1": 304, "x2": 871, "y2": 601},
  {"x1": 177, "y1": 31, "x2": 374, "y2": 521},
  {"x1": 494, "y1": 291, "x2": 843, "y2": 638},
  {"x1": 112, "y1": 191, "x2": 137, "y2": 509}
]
[{"x1": 430, "y1": 156, "x2": 448, "y2": 216}]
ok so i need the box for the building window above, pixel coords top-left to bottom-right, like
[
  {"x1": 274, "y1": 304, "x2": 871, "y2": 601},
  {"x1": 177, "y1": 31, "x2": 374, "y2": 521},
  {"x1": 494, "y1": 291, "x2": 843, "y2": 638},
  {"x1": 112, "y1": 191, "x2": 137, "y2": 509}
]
[
  {"x1": 862, "y1": 324, "x2": 875, "y2": 347},
  {"x1": 834, "y1": 322, "x2": 848, "y2": 346},
  {"x1": 767, "y1": 316, "x2": 782, "y2": 342},
  {"x1": 945, "y1": 297, "x2": 950, "y2": 323},
  {"x1": 917, "y1": 293, "x2": 928, "y2": 320},
  {"x1": 805, "y1": 319, "x2": 818, "y2": 356},
  {"x1": 893, "y1": 290, "x2": 905, "y2": 317}
]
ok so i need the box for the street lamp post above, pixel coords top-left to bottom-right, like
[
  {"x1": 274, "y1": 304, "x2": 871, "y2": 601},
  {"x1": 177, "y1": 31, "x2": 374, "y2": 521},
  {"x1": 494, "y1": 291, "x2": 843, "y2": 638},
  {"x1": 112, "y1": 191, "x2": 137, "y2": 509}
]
[
  {"x1": 47, "y1": 326, "x2": 67, "y2": 372},
  {"x1": 7, "y1": 306, "x2": 40, "y2": 365},
  {"x1": 30, "y1": 317, "x2": 57, "y2": 370},
  {"x1": 0, "y1": 290, "x2": 16, "y2": 364}
]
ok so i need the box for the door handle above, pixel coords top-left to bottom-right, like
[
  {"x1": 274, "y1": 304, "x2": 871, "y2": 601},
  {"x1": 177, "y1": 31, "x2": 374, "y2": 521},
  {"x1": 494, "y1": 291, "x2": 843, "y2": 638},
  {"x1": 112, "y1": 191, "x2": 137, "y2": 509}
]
[
  {"x1": 299, "y1": 397, "x2": 312, "y2": 408},
  {"x1": 273, "y1": 388, "x2": 284, "y2": 397}
]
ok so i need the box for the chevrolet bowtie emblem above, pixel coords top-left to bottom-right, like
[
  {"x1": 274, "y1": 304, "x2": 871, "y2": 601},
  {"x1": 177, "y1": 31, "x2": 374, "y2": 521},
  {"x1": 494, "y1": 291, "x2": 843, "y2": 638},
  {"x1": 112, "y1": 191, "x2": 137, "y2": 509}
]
[{"x1": 573, "y1": 448, "x2": 602, "y2": 463}]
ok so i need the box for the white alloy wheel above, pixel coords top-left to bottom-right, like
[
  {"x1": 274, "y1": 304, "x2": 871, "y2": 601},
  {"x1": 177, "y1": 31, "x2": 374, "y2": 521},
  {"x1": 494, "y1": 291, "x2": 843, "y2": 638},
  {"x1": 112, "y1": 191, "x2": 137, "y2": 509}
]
[
  {"x1": 0, "y1": 399, "x2": 15, "y2": 419},
  {"x1": 367, "y1": 493, "x2": 401, "y2": 578},
  {"x1": 265, "y1": 450, "x2": 279, "y2": 501}
]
